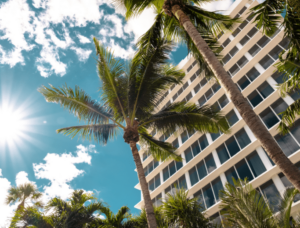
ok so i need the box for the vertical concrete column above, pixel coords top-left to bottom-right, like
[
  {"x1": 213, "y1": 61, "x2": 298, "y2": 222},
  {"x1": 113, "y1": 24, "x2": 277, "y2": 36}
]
[
  {"x1": 206, "y1": 133, "x2": 213, "y2": 145},
  {"x1": 212, "y1": 150, "x2": 221, "y2": 168}
]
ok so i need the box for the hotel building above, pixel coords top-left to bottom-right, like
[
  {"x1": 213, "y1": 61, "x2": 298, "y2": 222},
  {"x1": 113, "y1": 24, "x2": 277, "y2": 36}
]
[{"x1": 135, "y1": 0, "x2": 300, "y2": 225}]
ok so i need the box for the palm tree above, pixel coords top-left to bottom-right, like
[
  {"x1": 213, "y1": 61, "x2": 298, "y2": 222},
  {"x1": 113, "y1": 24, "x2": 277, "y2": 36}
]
[
  {"x1": 45, "y1": 190, "x2": 104, "y2": 228},
  {"x1": 6, "y1": 183, "x2": 43, "y2": 211},
  {"x1": 219, "y1": 178, "x2": 300, "y2": 228},
  {"x1": 95, "y1": 206, "x2": 137, "y2": 227},
  {"x1": 38, "y1": 36, "x2": 229, "y2": 228},
  {"x1": 115, "y1": 0, "x2": 300, "y2": 193},
  {"x1": 162, "y1": 189, "x2": 213, "y2": 228},
  {"x1": 133, "y1": 206, "x2": 167, "y2": 228}
]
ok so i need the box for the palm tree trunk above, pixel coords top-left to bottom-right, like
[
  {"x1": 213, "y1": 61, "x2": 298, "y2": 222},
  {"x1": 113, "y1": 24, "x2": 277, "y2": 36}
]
[
  {"x1": 129, "y1": 141, "x2": 158, "y2": 228},
  {"x1": 171, "y1": 5, "x2": 300, "y2": 191}
]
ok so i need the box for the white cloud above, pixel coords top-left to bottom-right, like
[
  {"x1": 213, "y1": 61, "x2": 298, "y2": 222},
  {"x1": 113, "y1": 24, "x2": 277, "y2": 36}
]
[
  {"x1": 0, "y1": 175, "x2": 15, "y2": 228},
  {"x1": 71, "y1": 47, "x2": 92, "y2": 62},
  {"x1": 45, "y1": 29, "x2": 74, "y2": 49},
  {"x1": 33, "y1": 145, "x2": 95, "y2": 200},
  {"x1": 200, "y1": 0, "x2": 234, "y2": 13},
  {"x1": 108, "y1": 39, "x2": 135, "y2": 59},
  {"x1": 124, "y1": 8, "x2": 156, "y2": 42},
  {"x1": 77, "y1": 34, "x2": 91, "y2": 44},
  {"x1": 15, "y1": 171, "x2": 35, "y2": 186},
  {"x1": 104, "y1": 14, "x2": 124, "y2": 38}
]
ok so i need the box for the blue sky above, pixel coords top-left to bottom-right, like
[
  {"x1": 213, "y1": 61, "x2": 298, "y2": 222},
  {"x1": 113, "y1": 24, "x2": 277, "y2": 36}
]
[{"x1": 0, "y1": 0, "x2": 233, "y2": 225}]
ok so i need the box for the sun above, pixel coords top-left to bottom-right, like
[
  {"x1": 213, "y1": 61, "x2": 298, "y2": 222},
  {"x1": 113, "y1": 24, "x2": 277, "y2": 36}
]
[{"x1": 0, "y1": 105, "x2": 27, "y2": 143}]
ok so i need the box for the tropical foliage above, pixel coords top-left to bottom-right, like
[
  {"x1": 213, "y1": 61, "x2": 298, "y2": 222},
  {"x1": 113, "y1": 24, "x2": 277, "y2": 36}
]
[{"x1": 219, "y1": 178, "x2": 300, "y2": 228}]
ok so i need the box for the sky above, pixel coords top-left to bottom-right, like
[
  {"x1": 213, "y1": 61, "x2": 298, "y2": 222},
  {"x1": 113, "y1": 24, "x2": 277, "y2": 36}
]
[{"x1": 0, "y1": 0, "x2": 234, "y2": 226}]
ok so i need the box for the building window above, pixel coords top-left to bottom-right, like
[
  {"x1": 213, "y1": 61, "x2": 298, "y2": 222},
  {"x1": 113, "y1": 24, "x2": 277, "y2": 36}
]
[
  {"x1": 237, "y1": 56, "x2": 249, "y2": 68},
  {"x1": 163, "y1": 160, "x2": 183, "y2": 181},
  {"x1": 152, "y1": 193, "x2": 162, "y2": 207},
  {"x1": 226, "y1": 110, "x2": 239, "y2": 127},
  {"x1": 222, "y1": 38, "x2": 230, "y2": 48},
  {"x1": 184, "y1": 134, "x2": 209, "y2": 163},
  {"x1": 144, "y1": 159, "x2": 159, "y2": 176},
  {"x1": 247, "y1": 81, "x2": 274, "y2": 107},
  {"x1": 164, "y1": 175, "x2": 187, "y2": 195},
  {"x1": 258, "y1": 180, "x2": 281, "y2": 212},
  {"x1": 149, "y1": 173, "x2": 161, "y2": 191},
  {"x1": 143, "y1": 151, "x2": 150, "y2": 161}
]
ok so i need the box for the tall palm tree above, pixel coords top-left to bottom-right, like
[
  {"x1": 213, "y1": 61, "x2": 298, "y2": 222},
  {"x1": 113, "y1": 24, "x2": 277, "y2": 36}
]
[
  {"x1": 45, "y1": 190, "x2": 104, "y2": 228},
  {"x1": 133, "y1": 206, "x2": 167, "y2": 228},
  {"x1": 219, "y1": 178, "x2": 300, "y2": 228},
  {"x1": 6, "y1": 183, "x2": 43, "y2": 211},
  {"x1": 38, "y1": 36, "x2": 229, "y2": 228},
  {"x1": 114, "y1": 0, "x2": 300, "y2": 193}
]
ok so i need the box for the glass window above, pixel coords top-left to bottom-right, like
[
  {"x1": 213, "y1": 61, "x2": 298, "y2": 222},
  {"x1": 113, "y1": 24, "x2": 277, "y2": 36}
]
[
  {"x1": 199, "y1": 135, "x2": 209, "y2": 150},
  {"x1": 194, "y1": 84, "x2": 201, "y2": 93},
  {"x1": 229, "y1": 64, "x2": 240, "y2": 76},
  {"x1": 225, "y1": 167, "x2": 239, "y2": 186},
  {"x1": 190, "y1": 74, "x2": 196, "y2": 82},
  {"x1": 271, "y1": 71, "x2": 285, "y2": 83},
  {"x1": 170, "y1": 84, "x2": 175, "y2": 90},
  {"x1": 191, "y1": 141, "x2": 201, "y2": 157},
  {"x1": 260, "y1": 180, "x2": 281, "y2": 212},
  {"x1": 185, "y1": 92, "x2": 193, "y2": 101},
  {"x1": 238, "y1": 76, "x2": 251, "y2": 90},
  {"x1": 197, "y1": 160, "x2": 208, "y2": 179},
  {"x1": 181, "y1": 131, "x2": 189, "y2": 144},
  {"x1": 248, "y1": 90, "x2": 263, "y2": 107},
  {"x1": 212, "y1": 102, "x2": 221, "y2": 112},
  {"x1": 203, "y1": 184, "x2": 215, "y2": 208},
  {"x1": 222, "y1": 38, "x2": 231, "y2": 47},
  {"x1": 259, "y1": 108, "x2": 279, "y2": 128},
  {"x1": 200, "y1": 78, "x2": 207, "y2": 87},
  {"x1": 248, "y1": 27, "x2": 258, "y2": 37},
  {"x1": 236, "y1": 159, "x2": 254, "y2": 181},
  {"x1": 211, "y1": 177, "x2": 224, "y2": 201},
  {"x1": 222, "y1": 54, "x2": 231, "y2": 65},
  {"x1": 184, "y1": 147, "x2": 193, "y2": 163},
  {"x1": 169, "y1": 161, "x2": 177, "y2": 176},
  {"x1": 239, "y1": 6, "x2": 247, "y2": 15},
  {"x1": 279, "y1": 173, "x2": 292, "y2": 187},
  {"x1": 257, "y1": 82, "x2": 274, "y2": 98},
  {"x1": 177, "y1": 87, "x2": 183, "y2": 95},
  {"x1": 271, "y1": 98, "x2": 288, "y2": 118},
  {"x1": 198, "y1": 96, "x2": 206, "y2": 107},
  {"x1": 205, "y1": 89, "x2": 214, "y2": 100},
  {"x1": 144, "y1": 167, "x2": 149, "y2": 176},
  {"x1": 259, "y1": 55, "x2": 275, "y2": 69},
  {"x1": 246, "y1": 67, "x2": 260, "y2": 81},
  {"x1": 219, "y1": 95, "x2": 229, "y2": 108},
  {"x1": 290, "y1": 120, "x2": 300, "y2": 142},
  {"x1": 176, "y1": 161, "x2": 183, "y2": 170},
  {"x1": 289, "y1": 89, "x2": 300, "y2": 101},
  {"x1": 225, "y1": 136, "x2": 240, "y2": 157},
  {"x1": 275, "y1": 133, "x2": 299, "y2": 157},
  {"x1": 173, "y1": 93, "x2": 178, "y2": 101},
  {"x1": 232, "y1": 27, "x2": 241, "y2": 37},
  {"x1": 183, "y1": 82, "x2": 189, "y2": 90},
  {"x1": 269, "y1": 45, "x2": 283, "y2": 60},
  {"x1": 211, "y1": 131, "x2": 221, "y2": 141},
  {"x1": 235, "y1": 128, "x2": 251, "y2": 149},
  {"x1": 229, "y1": 46, "x2": 239, "y2": 57},
  {"x1": 194, "y1": 190, "x2": 206, "y2": 210},
  {"x1": 159, "y1": 135, "x2": 165, "y2": 142},
  {"x1": 217, "y1": 144, "x2": 230, "y2": 164},
  {"x1": 246, "y1": 13, "x2": 254, "y2": 21},
  {"x1": 237, "y1": 56, "x2": 249, "y2": 68},
  {"x1": 149, "y1": 179, "x2": 155, "y2": 191},
  {"x1": 239, "y1": 20, "x2": 248, "y2": 30},
  {"x1": 165, "y1": 186, "x2": 171, "y2": 195},
  {"x1": 154, "y1": 174, "x2": 161, "y2": 188},
  {"x1": 189, "y1": 167, "x2": 199, "y2": 186},
  {"x1": 246, "y1": 151, "x2": 266, "y2": 177},
  {"x1": 163, "y1": 166, "x2": 170, "y2": 181},
  {"x1": 248, "y1": 44, "x2": 261, "y2": 57},
  {"x1": 148, "y1": 161, "x2": 154, "y2": 173},
  {"x1": 178, "y1": 175, "x2": 187, "y2": 189},
  {"x1": 172, "y1": 138, "x2": 179, "y2": 148},
  {"x1": 187, "y1": 65, "x2": 192, "y2": 72},
  {"x1": 270, "y1": 28, "x2": 280, "y2": 39},
  {"x1": 196, "y1": 69, "x2": 200, "y2": 76},
  {"x1": 205, "y1": 154, "x2": 217, "y2": 173},
  {"x1": 279, "y1": 37, "x2": 290, "y2": 50},
  {"x1": 212, "y1": 83, "x2": 221, "y2": 93},
  {"x1": 257, "y1": 36, "x2": 271, "y2": 48},
  {"x1": 210, "y1": 213, "x2": 222, "y2": 226},
  {"x1": 226, "y1": 110, "x2": 239, "y2": 126},
  {"x1": 240, "y1": 35, "x2": 250, "y2": 46}
]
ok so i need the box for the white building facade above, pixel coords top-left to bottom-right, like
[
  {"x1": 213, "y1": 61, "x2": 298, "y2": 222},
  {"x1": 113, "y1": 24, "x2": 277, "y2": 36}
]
[{"x1": 135, "y1": 0, "x2": 300, "y2": 225}]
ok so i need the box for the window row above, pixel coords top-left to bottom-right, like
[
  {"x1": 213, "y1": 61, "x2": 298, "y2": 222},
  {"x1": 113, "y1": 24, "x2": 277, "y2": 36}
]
[
  {"x1": 247, "y1": 81, "x2": 274, "y2": 108},
  {"x1": 259, "y1": 44, "x2": 286, "y2": 70},
  {"x1": 212, "y1": 95, "x2": 230, "y2": 111},
  {"x1": 142, "y1": 151, "x2": 150, "y2": 161},
  {"x1": 189, "y1": 153, "x2": 217, "y2": 186},
  {"x1": 216, "y1": 128, "x2": 251, "y2": 164},
  {"x1": 144, "y1": 159, "x2": 159, "y2": 176},
  {"x1": 164, "y1": 175, "x2": 187, "y2": 195},
  {"x1": 163, "y1": 160, "x2": 183, "y2": 182},
  {"x1": 186, "y1": 60, "x2": 198, "y2": 73},
  {"x1": 198, "y1": 83, "x2": 221, "y2": 106},
  {"x1": 225, "y1": 150, "x2": 266, "y2": 185},
  {"x1": 227, "y1": 56, "x2": 249, "y2": 77},
  {"x1": 184, "y1": 134, "x2": 209, "y2": 163},
  {"x1": 152, "y1": 193, "x2": 162, "y2": 207},
  {"x1": 236, "y1": 67, "x2": 261, "y2": 91},
  {"x1": 239, "y1": 26, "x2": 259, "y2": 46},
  {"x1": 194, "y1": 176, "x2": 224, "y2": 210},
  {"x1": 232, "y1": 12, "x2": 254, "y2": 37},
  {"x1": 148, "y1": 173, "x2": 161, "y2": 191}
]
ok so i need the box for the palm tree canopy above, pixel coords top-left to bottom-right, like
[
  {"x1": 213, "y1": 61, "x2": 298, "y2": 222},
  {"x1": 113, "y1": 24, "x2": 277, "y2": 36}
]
[
  {"x1": 6, "y1": 183, "x2": 42, "y2": 208},
  {"x1": 39, "y1": 37, "x2": 229, "y2": 162},
  {"x1": 112, "y1": 0, "x2": 238, "y2": 79}
]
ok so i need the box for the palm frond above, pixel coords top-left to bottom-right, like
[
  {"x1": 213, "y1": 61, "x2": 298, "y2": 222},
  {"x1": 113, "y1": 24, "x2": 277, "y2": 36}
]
[
  {"x1": 279, "y1": 99, "x2": 300, "y2": 134},
  {"x1": 93, "y1": 37, "x2": 128, "y2": 122},
  {"x1": 141, "y1": 102, "x2": 229, "y2": 135},
  {"x1": 57, "y1": 124, "x2": 119, "y2": 145},
  {"x1": 38, "y1": 84, "x2": 118, "y2": 126},
  {"x1": 250, "y1": 0, "x2": 284, "y2": 36},
  {"x1": 139, "y1": 131, "x2": 181, "y2": 161}
]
